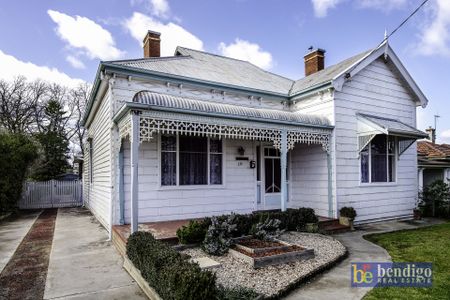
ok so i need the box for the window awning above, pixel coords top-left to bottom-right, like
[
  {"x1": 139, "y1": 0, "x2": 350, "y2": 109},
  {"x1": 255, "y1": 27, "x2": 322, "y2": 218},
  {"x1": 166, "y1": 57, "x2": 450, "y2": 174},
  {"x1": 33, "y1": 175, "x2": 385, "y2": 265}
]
[{"x1": 357, "y1": 113, "x2": 428, "y2": 155}]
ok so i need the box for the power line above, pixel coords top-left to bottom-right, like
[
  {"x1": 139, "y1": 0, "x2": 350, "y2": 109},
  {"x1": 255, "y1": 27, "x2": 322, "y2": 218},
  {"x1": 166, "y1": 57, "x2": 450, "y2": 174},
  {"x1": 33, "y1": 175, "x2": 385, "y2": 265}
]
[{"x1": 346, "y1": 0, "x2": 430, "y2": 77}]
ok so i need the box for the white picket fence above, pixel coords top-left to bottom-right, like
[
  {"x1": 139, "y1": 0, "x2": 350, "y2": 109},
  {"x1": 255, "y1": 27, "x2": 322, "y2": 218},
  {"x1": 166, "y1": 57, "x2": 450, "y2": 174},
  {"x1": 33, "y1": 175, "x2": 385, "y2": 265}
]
[{"x1": 20, "y1": 180, "x2": 83, "y2": 209}]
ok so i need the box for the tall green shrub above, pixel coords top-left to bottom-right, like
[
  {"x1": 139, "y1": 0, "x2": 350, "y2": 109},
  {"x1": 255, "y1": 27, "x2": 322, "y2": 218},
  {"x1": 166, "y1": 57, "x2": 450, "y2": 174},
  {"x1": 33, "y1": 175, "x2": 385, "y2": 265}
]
[
  {"x1": 420, "y1": 180, "x2": 450, "y2": 218},
  {"x1": 0, "y1": 133, "x2": 38, "y2": 212}
]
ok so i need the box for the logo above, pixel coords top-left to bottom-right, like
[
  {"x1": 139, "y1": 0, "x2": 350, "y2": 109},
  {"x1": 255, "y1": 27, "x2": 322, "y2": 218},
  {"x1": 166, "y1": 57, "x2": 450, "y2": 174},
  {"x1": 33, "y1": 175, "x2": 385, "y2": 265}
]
[{"x1": 351, "y1": 262, "x2": 432, "y2": 287}]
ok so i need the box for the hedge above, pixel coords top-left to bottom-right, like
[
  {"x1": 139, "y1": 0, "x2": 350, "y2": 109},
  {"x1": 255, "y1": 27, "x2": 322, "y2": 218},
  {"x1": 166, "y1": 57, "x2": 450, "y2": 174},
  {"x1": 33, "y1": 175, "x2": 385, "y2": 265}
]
[
  {"x1": 127, "y1": 231, "x2": 218, "y2": 300},
  {"x1": 177, "y1": 208, "x2": 319, "y2": 245},
  {"x1": 0, "y1": 133, "x2": 38, "y2": 212}
]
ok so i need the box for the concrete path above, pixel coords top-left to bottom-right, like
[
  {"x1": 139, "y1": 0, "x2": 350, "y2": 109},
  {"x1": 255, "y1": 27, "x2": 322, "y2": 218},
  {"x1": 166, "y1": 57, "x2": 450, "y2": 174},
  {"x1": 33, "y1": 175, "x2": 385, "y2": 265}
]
[
  {"x1": 44, "y1": 208, "x2": 146, "y2": 300},
  {"x1": 0, "y1": 210, "x2": 41, "y2": 273},
  {"x1": 285, "y1": 218, "x2": 445, "y2": 300}
]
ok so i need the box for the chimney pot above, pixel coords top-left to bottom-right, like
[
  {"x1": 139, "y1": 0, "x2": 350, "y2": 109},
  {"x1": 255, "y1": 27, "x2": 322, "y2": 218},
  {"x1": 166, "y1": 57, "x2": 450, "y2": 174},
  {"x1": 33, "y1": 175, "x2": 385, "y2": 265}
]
[
  {"x1": 143, "y1": 30, "x2": 161, "y2": 58},
  {"x1": 425, "y1": 126, "x2": 436, "y2": 144},
  {"x1": 304, "y1": 48, "x2": 326, "y2": 76}
]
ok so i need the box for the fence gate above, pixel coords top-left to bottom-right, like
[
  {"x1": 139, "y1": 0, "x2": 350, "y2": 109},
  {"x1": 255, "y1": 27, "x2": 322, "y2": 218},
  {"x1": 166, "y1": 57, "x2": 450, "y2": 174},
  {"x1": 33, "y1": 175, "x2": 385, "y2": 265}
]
[{"x1": 20, "y1": 180, "x2": 83, "y2": 209}]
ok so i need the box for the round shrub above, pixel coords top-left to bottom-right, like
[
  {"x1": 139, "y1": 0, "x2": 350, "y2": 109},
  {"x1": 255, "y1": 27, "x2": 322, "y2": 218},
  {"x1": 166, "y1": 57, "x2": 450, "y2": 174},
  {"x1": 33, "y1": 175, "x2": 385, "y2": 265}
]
[{"x1": 340, "y1": 207, "x2": 357, "y2": 219}]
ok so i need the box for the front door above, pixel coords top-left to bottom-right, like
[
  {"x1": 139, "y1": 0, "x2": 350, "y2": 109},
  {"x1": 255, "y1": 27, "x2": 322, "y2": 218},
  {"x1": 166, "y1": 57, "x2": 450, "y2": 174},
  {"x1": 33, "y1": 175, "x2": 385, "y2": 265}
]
[{"x1": 263, "y1": 147, "x2": 282, "y2": 210}]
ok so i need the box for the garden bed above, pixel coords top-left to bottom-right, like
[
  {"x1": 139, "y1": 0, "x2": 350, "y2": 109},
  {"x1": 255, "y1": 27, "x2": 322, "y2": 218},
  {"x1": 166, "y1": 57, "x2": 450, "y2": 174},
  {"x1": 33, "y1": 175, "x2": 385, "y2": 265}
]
[
  {"x1": 181, "y1": 232, "x2": 346, "y2": 297},
  {"x1": 230, "y1": 237, "x2": 314, "y2": 268}
]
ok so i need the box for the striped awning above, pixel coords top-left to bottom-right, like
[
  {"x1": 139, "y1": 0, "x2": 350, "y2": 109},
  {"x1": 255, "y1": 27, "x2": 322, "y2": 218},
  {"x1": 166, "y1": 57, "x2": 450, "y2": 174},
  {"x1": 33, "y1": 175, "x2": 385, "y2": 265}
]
[{"x1": 132, "y1": 91, "x2": 330, "y2": 127}]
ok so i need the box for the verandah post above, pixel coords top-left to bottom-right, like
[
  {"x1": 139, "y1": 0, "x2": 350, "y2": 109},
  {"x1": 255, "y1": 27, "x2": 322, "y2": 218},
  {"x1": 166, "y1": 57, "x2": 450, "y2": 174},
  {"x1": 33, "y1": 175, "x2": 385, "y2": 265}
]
[
  {"x1": 280, "y1": 130, "x2": 288, "y2": 212},
  {"x1": 130, "y1": 111, "x2": 140, "y2": 233}
]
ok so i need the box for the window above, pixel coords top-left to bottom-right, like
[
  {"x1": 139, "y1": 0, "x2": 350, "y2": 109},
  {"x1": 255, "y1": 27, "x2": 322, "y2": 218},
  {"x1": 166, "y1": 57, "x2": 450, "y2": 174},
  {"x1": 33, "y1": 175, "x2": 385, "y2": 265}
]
[
  {"x1": 160, "y1": 135, "x2": 223, "y2": 186},
  {"x1": 361, "y1": 135, "x2": 396, "y2": 183},
  {"x1": 88, "y1": 139, "x2": 93, "y2": 184}
]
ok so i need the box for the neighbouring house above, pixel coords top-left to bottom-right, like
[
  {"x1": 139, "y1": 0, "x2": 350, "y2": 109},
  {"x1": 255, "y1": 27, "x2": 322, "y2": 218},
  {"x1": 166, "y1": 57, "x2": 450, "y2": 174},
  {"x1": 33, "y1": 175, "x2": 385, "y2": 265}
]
[
  {"x1": 418, "y1": 127, "x2": 450, "y2": 189},
  {"x1": 81, "y1": 30, "x2": 428, "y2": 234}
]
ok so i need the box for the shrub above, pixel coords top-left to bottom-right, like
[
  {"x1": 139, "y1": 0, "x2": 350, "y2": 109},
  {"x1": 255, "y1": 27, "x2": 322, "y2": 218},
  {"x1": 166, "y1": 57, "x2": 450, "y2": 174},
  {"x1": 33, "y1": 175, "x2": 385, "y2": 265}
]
[
  {"x1": 217, "y1": 285, "x2": 260, "y2": 300},
  {"x1": 419, "y1": 180, "x2": 450, "y2": 218},
  {"x1": 127, "y1": 231, "x2": 217, "y2": 300},
  {"x1": 202, "y1": 214, "x2": 237, "y2": 256},
  {"x1": 250, "y1": 216, "x2": 284, "y2": 240},
  {"x1": 340, "y1": 207, "x2": 357, "y2": 220},
  {"x1": 176, "y1": 220, "x2": 209, "y2": 244},
  {"x1": 0, "y1": 133, "x2": 38, "y2": 212}
]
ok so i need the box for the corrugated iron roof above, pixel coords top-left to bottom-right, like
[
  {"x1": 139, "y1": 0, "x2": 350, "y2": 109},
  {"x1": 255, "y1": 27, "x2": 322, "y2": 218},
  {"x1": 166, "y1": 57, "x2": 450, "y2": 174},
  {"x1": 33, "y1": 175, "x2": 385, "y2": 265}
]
[
  {"x1": 290, "y1": 51, "x2": 370, "y2": 96},
  {"x1": 111, "y1": 47, "x2": 293, "y2": 95},
  {"x1": 358, "y1": 113, "x2": 428, "y2": 138},
  {"x1": 133, "y1": 91, "x2": 331, "y2": 127},
  {"x1": 108, "y1": 47, "x2": 373, "y2": 97}
]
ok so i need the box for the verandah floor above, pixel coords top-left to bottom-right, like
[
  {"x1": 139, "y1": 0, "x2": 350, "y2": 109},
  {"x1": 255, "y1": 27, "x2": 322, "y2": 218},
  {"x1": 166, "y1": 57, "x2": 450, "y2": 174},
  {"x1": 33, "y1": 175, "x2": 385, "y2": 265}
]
[{"x1": 111, "y1": 216, "x2": 348, "y2": 256}]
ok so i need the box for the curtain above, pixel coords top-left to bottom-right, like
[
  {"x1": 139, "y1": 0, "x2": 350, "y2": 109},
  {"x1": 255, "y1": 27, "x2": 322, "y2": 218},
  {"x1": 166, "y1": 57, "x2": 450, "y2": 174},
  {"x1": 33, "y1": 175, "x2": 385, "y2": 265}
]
[
  {"x1": 209, "y1": 139, "x2": 222, "y2": 185},
  {"x1": 179, "y1": 136, "x2": 207, "y2": 185},
  {"x1": 161, "y1": 136, "x2": 177, "y2": 186}
]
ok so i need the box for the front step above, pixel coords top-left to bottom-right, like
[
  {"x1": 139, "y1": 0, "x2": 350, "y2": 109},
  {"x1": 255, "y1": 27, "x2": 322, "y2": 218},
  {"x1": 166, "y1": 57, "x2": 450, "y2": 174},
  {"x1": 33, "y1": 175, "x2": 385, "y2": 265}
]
[{"x1": 318, "y1": 217, "x2": 351, "y2": 234}]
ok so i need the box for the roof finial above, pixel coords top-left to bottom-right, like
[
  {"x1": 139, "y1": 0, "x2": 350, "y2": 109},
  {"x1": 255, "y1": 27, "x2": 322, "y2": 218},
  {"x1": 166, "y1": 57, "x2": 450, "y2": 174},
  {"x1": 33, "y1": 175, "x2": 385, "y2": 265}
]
[{"x1": 383, "y1": 28, "x2": 389, "y2": 61}]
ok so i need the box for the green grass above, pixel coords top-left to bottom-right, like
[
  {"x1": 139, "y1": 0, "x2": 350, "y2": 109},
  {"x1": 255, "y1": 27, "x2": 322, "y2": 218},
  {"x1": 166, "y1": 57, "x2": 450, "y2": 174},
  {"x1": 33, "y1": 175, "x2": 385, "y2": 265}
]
[{"x1": 363, "y1": 222, "x2": 450, "y2": 300}]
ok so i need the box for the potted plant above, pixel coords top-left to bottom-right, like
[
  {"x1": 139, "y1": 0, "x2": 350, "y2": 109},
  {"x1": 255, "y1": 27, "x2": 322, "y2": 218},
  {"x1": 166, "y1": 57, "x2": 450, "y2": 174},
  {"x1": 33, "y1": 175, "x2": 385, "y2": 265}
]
[
  {"x1": 304, "y1": 209, "x2": 319, "y2": 233},
  {"x1": 339, "y1": 207, "x2": 357, "y2": 230}
]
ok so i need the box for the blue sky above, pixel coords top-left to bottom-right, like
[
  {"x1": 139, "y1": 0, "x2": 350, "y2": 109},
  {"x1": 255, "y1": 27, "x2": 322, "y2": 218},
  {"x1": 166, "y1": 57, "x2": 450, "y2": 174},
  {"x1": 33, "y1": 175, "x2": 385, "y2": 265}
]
[{"x1": 0, "y1": 0, "x2": 449, "y2": 141}]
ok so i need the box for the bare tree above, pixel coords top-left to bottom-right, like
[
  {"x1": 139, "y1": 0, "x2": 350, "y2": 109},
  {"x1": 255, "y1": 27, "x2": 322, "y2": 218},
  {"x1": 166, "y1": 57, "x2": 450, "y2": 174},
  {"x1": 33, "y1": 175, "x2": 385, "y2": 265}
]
[
  {"x1": 0, "y1": 77, "x2": 48, "y2": 133},
  {"x1": 68, "y1": 83, "x2": 91, "y2": 157}
]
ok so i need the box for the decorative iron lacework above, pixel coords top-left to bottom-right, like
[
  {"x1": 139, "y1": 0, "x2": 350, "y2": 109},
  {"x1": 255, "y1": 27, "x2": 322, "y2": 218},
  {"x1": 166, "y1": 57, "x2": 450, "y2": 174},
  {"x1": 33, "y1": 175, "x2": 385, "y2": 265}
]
[
  {"x1": 118, "y1": 111, "x2": 332, "y2": 152},
  {"x1": 118, "y1": 113, "x2": 131, "y2": 140}
]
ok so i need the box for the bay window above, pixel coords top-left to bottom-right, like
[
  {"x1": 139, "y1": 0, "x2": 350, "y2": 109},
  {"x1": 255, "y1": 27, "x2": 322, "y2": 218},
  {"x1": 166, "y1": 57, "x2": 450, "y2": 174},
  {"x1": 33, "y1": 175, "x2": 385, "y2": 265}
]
[
  {"x1": 161, "y1": 135, "x2": 223, "y2": 186},
  {"x1": 361, "y1": 135, "x2": 396, "y2": 183}
]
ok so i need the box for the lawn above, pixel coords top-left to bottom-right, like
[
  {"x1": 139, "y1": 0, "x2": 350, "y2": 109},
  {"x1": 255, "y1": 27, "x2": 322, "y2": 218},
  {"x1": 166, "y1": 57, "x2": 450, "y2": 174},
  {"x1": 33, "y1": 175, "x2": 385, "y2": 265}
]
[{"x1": 363, "y1": 222, "x2": 450, "y2": 300}]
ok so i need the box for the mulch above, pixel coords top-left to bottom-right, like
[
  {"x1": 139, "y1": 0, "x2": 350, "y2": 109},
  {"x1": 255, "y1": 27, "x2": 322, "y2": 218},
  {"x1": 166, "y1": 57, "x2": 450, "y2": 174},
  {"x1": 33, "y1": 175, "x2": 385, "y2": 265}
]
[{"x1": 0, "y1": 209, "x2": 57, "y2": 300}]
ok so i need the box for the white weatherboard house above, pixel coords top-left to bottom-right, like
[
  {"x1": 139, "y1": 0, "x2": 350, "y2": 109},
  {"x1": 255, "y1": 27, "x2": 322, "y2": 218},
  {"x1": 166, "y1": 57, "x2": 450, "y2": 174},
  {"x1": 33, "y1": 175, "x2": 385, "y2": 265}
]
[{"x1": 81, "y1": 31, "x2": 428, "y2": 234}]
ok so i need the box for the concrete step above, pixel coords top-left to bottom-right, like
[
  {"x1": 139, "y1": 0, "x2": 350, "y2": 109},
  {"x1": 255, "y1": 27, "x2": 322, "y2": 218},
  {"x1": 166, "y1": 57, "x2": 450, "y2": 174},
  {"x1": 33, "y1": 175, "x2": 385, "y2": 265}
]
[{"x1": 321, "y1": 223, "x2": 351, "y2": 235}]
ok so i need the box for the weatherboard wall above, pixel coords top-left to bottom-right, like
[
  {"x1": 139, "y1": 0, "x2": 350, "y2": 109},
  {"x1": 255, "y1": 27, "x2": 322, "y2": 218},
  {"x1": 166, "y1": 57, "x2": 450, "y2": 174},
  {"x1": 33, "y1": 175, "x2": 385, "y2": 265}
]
[
  {"x1": 84, "y1": 86, "x2": 113, "y2": 230},
  {"x1": 120, "y1": 138, "x2": 257, "y2": 223},
  {"x1": 333, "y1": 57, "x2": 418, "y2": 222}
]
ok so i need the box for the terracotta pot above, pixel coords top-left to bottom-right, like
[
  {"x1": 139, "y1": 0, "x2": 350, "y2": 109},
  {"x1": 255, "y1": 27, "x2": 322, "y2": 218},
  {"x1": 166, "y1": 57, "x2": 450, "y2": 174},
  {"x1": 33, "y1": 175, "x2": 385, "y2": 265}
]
[
  {"x1": 339, "y1": 216, "x2": 354, "y2": 230},
  {"x1": 306, "y1": 222, "x2": 319, "y2": 233}
]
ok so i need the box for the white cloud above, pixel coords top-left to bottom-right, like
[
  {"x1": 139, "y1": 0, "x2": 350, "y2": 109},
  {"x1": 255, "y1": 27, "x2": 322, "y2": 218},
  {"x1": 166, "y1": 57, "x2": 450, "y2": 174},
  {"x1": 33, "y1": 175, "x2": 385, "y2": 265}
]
[
  {"x1": 48, "y1": 9, "x2": 124, "y2": 61},
  {"x1": 440, "y1": 129, "x2": 450, "y2": 143},
  {"x1": 357, "y1": 0, "x2": 407, "y2": 11},
  {"x1": 66, "y1": 55, "x2": 85, "y2": 69},
  {"x1": 131, "y1": 0, "x2": 170, "y2": 18},
  {"x1": 416, "y1": 0, "x2": 450, "y2": 57},
  {"x1": 218, "y1": 39, "x2": 273, "y2": 70},
  {"x1": 124, "y1": 12, "x2": 203, "y2": 56},
  {"x1": 150, "y1": 0, "x2": 170, "y2": 18},
  {"x1": 0, "y1": 50, "x2": 84, "y2": 87},
  {"x1": 311, "y1": 0, "x2": 343, "y2": 17}
]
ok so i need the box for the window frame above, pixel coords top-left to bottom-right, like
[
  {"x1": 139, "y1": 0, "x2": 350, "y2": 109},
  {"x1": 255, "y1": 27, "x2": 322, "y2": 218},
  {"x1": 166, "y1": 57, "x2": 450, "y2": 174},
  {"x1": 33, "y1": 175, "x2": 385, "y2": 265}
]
[
  {"x1": 88, "y1": 138, "x2": 93, "y2": 184},
  {"x1": 360, "y1": 135, "x2": 398, "y2": 185},
  {"x1": 158, "y1": 134, "x2": 225, "y2": 189}
]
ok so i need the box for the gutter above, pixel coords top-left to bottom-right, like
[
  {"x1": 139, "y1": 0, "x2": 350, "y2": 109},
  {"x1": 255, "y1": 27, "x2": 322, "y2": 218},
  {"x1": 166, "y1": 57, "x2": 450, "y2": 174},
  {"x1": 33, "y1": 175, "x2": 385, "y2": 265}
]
[{"x1": 113, "y1": 102, "x2": 335, "y2": 130}]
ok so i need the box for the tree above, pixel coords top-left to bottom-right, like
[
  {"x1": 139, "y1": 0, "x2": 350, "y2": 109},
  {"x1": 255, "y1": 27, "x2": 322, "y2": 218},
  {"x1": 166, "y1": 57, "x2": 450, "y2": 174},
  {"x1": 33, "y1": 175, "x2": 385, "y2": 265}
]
[
  {"x1": 0, "y1": 133, "x2": 38, "y2": 212},
  {"x1": 0, "y1": 77, "x2": 47, "y2": 134},
  {"x1": 32, "y1": 100, "x2": 70, "y2": 180},
  {"x1": 68, "y1": 83, "x2": 90, "y2": 156}
]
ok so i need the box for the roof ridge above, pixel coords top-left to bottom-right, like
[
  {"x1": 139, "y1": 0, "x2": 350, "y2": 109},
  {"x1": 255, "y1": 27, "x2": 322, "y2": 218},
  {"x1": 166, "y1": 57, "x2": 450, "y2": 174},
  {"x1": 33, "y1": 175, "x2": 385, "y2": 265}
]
[{"x1": 104, "y1": 55, "x2": 191, "y2": 64}]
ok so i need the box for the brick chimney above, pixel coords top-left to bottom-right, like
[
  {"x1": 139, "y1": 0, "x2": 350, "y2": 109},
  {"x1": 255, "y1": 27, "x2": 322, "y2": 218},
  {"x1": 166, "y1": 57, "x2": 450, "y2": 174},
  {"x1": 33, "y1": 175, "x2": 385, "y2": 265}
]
[
  {"x1": 425, "y1": 126, "x2": 436, "y2": 144},
  {"x1": 143, "y1": 30, "x2": 161, "y2": 58},
  {"x1": 304, "y1": 48, "x2": 326, "y2": 76}
]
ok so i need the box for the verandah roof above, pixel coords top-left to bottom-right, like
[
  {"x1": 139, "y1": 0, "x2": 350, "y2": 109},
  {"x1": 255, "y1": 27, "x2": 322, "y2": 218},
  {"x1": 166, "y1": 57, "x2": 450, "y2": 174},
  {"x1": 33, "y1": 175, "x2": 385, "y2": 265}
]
[{"x1": 132, "y1": 91, "x2": 331, "y2": 128}]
